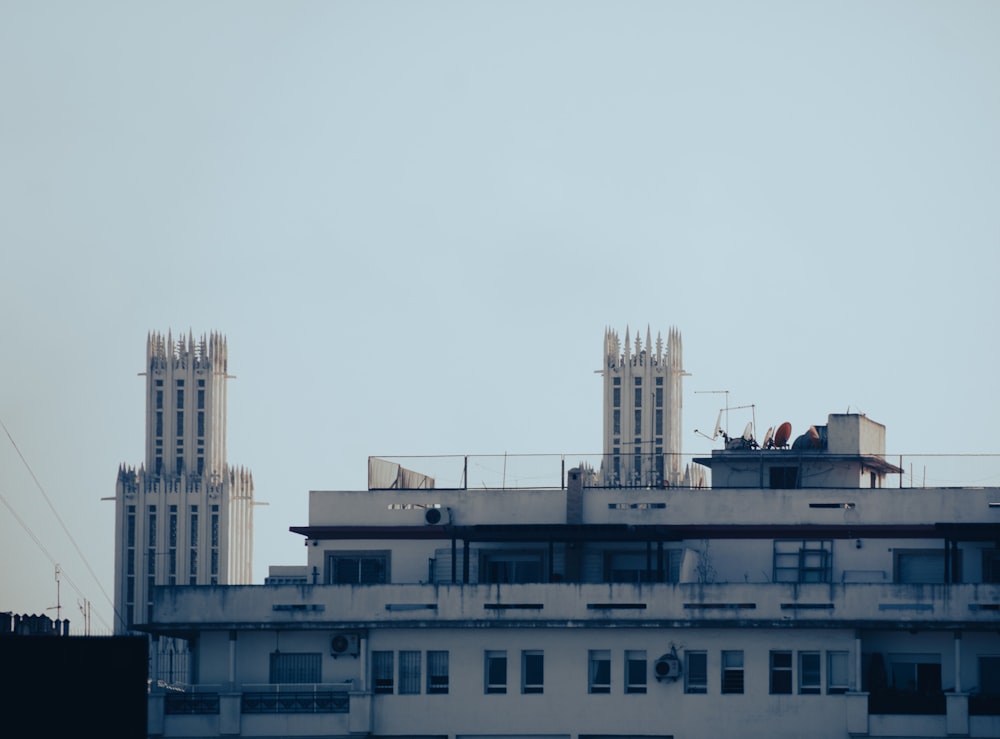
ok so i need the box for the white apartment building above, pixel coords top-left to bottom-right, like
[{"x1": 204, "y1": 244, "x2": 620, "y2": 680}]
[
  {"x1": 114, "y1": 331, "x2": 254, "y2": 678},
  {"x1": 141, "y1": 411, "x2": 1000, "y2": 739}
]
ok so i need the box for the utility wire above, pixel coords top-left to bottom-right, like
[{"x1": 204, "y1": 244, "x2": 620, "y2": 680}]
[{"x1": 1, "y1": 416, "x2": 118, "y2": 632}]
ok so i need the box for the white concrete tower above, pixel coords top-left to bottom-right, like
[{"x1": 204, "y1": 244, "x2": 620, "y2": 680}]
[
  {"x1": 113, "y1": 331, "x2": 253, "y2": 635},
  {"x1": 601, "y1": 326, "x2": 686, "y2": 486}
]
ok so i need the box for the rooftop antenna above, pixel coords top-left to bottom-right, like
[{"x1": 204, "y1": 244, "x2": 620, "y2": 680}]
[
  {"x1": 47, "y1": 564, "x2": 62, "y2": 624},
  {"x1": 694, "y1": 390, "x2": 730, "y2": 438}
]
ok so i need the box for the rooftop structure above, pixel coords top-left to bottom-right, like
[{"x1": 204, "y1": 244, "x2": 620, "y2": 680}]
[{"x1": 138, "y1": 408, "x2": 1000, "y2": 739}]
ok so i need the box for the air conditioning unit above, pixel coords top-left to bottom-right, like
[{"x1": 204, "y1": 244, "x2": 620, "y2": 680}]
[
  {"x1": 654, "y1": 652, "x2": 682, "y2": 682},
  {"x1": 331, "y1": 632, "x2": 360, "y2": 658},
  {"x1": 423, "y1": 506, "x2": 451, "y2": 525}
]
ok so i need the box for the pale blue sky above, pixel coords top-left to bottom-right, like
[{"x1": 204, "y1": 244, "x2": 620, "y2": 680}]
[{"x1": 2, "y1": 2, "x2": 998, "y2": 632}]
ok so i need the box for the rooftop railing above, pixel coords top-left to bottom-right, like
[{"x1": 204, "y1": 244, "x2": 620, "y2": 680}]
[{"x1": 368, "y1": 453, "x2": 1000, "y2": 491}]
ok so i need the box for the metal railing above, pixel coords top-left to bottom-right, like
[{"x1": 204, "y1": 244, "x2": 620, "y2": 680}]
[
  {"x1": 240, "y1": 683, "x2": 351, "y2": 714},
  {"x1": 367, "y1": 453, "x2": 1000, "y2": 491}
]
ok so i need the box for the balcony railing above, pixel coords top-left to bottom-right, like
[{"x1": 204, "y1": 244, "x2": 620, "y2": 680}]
[
  {"x1": 368, "y1": 453, "x2": 1000, "y2": 490},
  {"x1": 240, "y1": 684, "x2": 350, "y2": 714},
  {"x1": 164, "y1": 692, "x2": 220, "y2": 715}
]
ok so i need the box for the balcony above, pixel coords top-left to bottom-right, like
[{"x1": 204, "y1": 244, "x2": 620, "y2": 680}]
[
  {"x1": 151, "y1": 581, "x2": 1000, "y2": 631},
  {"x1": 153, "y1": 682, "x2": 358, "y2": 737}
]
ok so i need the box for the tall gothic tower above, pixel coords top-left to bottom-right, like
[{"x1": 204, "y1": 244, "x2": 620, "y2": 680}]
[
  {"x1": 601, "y1": 326, "x2": 686, "y2": 487},
  {"x1": 113, "y1": 331, "x2": 253, "y2": 635}
]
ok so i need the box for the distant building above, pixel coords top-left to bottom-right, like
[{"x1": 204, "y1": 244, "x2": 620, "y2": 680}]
[
  {"x1": 113, "y1": 331, "x2": 254, "y2": 682},
  {"x1": 600, "y1": 326, "x2": 691, "y2": 486},
  {"x1": 1, "y1": 611, "x2": 147, "y2": 738}
]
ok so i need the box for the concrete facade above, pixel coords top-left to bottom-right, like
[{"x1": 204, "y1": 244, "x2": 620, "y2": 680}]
[{"x1": 140, "y1": 412, "x2": 1000, "y2": 739}]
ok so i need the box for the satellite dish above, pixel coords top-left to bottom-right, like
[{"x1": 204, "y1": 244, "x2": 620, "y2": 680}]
[
  {"x1": 774, "y1": 422, "x2": 792, "y2": 448},
  {"x1": 808, "y1": 425, "x2": 820, "y2": 448},
  {"x1": 761, "y1": 426, "x2": 774, "y2": 449},
  {"x1": 742, "y1": 421, "x2": 753, "y2": 441}
]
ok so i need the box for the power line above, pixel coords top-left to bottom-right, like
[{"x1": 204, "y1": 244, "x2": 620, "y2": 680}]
[{"x1": 0, "y1": 416, "x2": 118, "y2": 632}]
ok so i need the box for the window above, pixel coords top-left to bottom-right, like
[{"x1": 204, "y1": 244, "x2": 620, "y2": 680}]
[
  {"x1": 685, "y1": 651, "x2": 707, "y2": 694},
  {"x1": 888, "y1": 653, "x2": 941, "y2": 694},
  {"x1": 399, "y1": 650, "x2": 421, "y2": 694},
  {"x1": 983, "y1": 550, "x2": 1000, "y2": 583},
  {"x1": 589, "y1": 650, "x2": 611, "y2": 694},
  {"x1": 485, "y1": 651, "x2": 507, "y2": 694},
  {"x1": 894, "y1": 549, "x2": 951, "y2": 584},
  {"x1": 270, "y1": 652, "x2": 321, "y2": 684},
  {"x1": 613, "y1": 409, "x2": 621, "y2": 435},
  {"x1": 625, "y1": 650, "x2": 647, "y2": 694},
  {"x1": 979, "y1": 656, "x2": 1000, "y2": 696},
  {"x1": 773, "y1": 540, "x2": 832, "y2": 583},
  {"x1": 522, "y1": 651, "x2": 544, "y2": 694},
  {"x1": 828, "y1": 651, "x2": 850, "y2": 694},
  {"x1": 721, "y1": 651, "x2": 744, "y2": 694},
  {"x1": 799, "y1": 651, "x2": 821, "y2": 694},
  {"x1": 605, "y1": 549, "x2": 682, "y2": 584},
  {"x1": 770, "y1": 651, "x2": 792, "y2": 694},
  {"x1": 328, "y1": 551, "x2": 389, "y2": 584},
  {"x1": 634, "y1": 388, "x2": 642, "y2": 408},
  {"x1": 372, "y1": 651, "x2": 393, "y2": 693},
  {"x1": 613, "y1": 387, "x2": 621, "y2": 407},
  {"x1": 769, "y1": 466, "x2": 799, "y2": 488},
  {"x1": 481, "y1": 551, "x2": 544, "y2": 584},
  {"x1": 427, "y1": 651, "x2": 449, "y2": 694}
]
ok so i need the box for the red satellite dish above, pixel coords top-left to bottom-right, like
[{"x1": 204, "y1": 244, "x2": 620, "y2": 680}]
[
  {"x1": 808, "y1": 425, "x2": 821, "y2": 448},
  {"x1": 774, "y1": 422, "x2": 792, "y2": 448}
]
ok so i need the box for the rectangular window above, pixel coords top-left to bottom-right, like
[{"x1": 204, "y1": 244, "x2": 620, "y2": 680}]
[
  {"x1": 589, "y1": 650, "x2": 611, "y2": 694},
  {"x1": 685, "y1": 651, "x2": 707, "y2": 694},
  {"x1": 721, "y1": 651, "x2": 744, "y2": 694},
  {"x1": 176, "y1": 411, "x2": 183, "y2": 436},
  {"x1": 485, "y1": 651, "x2": 507, "y2": 694},
  {"x1": 769, "y1": 466, "x2": 799, "y2": 488},
  {"x1": 634, "y1": 388, "x2": 642, "y2": 408},
  {"x1": 522, "y1": 651, "x2": 544, "y2": 694},
  {"x1": 155, "y1": 390, "x2": 163, "y2": 410},
  {"x1": 328, "y1": 551, "x2": 389, "y2": 584},
  {"x1": 982, "y1": 550, "x2": 1000, "y2": 583},
  {"x1": 176, "y1": 389, "x2": 184, "y2": 408},
  {"x1": 197, "y1": 389, "x2": 205, "y2": 409},
  {"x1": 372, "y1": 651, "x2": 394, "y2": 694},
  {"x1": 269, "y1": 652, "x2": 321, "y2": 684},
  {"x1": 613, "y1": 387, "x2": 621, "y2": 408},
  {"x1": 480, "y1": 551, "x2": 544, "y2": 584},
  {"x1": 197, "y1": 411, "x2": 205, "y2": 437},
  {"x1": 828, "y1": 651, "x2": 850, "y2": 694},
  {"x1": 888, "y1": 653, "x2": 941, "y2": 694},
  {"x1": 398, "y1": 650, "x2": 421, "y2": 695},
  {"x1": 613, "y1": 409, "x2": 621, "y2": 435},
  {"x1": 894, "y1": 550, "x2": 951, "y2": 584},
  {"x1": 655, "y1": 409, "x2": 663, "y2": 435},
  {"x1": 773, "y1": 540, "x2": 833, "y2": 583},
  {"x1": 770, "y1": 651, "x2": 792, "y2": 694},
  {"x1": 634, "y1": 409, "x2": 641, "y2": 430},
  {"x1": 427, "y1": 651, "x2": 449, "y2": 694},
  {"x1": 625, "y1": 650, "x2": 647, "y2": 694},
  {"x1": 799, "y1": 651, "x2": 821, "y2": 694},
  {"x1": 655, "y1": 386, "x2": 663, "y2": 406},
  {"x1": 979, "y1": 656, "x2": 1000, "y2": 696}
]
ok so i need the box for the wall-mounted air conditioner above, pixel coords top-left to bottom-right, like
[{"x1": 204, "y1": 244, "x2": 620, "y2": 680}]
[
  {"x1": 331, "y1": 632, "x2": 360, "y2": 658},
  {"x1": 654, "y1": 651, "x2": 682, "y2": 682},
  {"x1": 424, "y1": 507, "x2": 451, "y2": 525}
]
